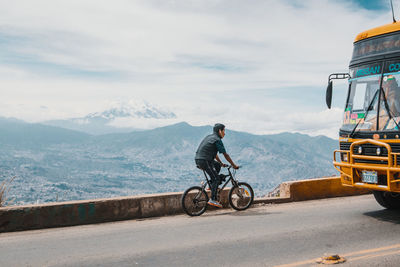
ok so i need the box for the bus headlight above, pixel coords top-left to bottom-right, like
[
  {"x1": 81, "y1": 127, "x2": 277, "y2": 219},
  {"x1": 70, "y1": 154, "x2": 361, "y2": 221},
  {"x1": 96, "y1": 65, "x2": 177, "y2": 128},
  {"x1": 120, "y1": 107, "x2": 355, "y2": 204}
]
[
  {"x1": 341, "y1": 153, "x2": 348, "y2": 162},
  {"x1": 358, "y1": 146, "x2": 363, "y2": 154},
  {"x1": 377, "y1": 147, "x2": 381, "y2": 156}
]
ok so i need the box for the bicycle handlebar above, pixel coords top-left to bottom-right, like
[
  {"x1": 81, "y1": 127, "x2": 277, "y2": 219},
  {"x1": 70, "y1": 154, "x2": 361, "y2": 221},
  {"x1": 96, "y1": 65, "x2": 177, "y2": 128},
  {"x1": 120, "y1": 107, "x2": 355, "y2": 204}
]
[{"x1": 224, "y1": 165, "x2": 240, "y2": 169}]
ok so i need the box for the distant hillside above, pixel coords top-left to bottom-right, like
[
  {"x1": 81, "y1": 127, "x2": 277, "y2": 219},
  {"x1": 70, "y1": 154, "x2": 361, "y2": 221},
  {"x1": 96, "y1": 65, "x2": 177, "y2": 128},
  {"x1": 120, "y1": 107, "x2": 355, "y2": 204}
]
[
  {"x1": 0, "y1": 117, "x2": 90, "y2": 148},
  {"x1": 0, "y1": 118, "x2": 338, "y2": 205}
]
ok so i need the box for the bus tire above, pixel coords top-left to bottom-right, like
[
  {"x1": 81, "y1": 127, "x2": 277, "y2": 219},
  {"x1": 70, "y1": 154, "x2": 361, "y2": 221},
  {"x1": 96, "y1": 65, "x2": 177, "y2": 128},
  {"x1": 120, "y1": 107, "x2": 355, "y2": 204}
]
[{"x1": 373, "y1": 190, "x2": 400, "y2": 209}]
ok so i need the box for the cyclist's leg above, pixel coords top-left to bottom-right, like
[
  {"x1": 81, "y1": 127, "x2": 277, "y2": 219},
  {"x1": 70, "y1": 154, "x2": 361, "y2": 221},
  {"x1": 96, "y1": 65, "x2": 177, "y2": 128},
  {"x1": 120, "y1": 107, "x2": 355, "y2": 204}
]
[
  {"x1": 195, "y1": 159, "x2": 213, "y2": 189},
  {"x1": 213, "y1": 160, "x2": 221, "y2": 174},
  {"x1": 205, "y1": 161, "x2": 220, "y2": 201},
  {"x1": 212, "y1": 160, "x2": 227, "y2": 184}
]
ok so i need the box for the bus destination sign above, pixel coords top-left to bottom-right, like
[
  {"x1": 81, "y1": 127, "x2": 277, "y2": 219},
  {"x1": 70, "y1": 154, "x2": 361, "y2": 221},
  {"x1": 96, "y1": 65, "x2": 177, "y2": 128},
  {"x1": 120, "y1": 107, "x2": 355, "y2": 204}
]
[
  {"x1": 383, "y1": 60, "x2": 400, "y2": 73},
  {"x1": 351, "y1": 64, "x2": 382, "y2": 78}
]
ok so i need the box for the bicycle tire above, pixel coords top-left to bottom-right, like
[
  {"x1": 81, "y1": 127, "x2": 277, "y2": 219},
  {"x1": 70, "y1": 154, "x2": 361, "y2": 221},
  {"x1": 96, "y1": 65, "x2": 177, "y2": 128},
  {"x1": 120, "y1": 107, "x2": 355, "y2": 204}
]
[
  {"x1": 229, "y1": 182, "x2": 254, "y2": 211},
  {"x1": 181, "y1": 186, "x2": 209, "y2": 216}
]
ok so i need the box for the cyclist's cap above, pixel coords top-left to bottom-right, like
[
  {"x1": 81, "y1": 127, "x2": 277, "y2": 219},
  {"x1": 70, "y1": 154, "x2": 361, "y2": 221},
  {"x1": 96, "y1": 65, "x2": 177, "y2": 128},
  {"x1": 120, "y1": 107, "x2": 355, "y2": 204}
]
[{"x1": 213, "y1": 123, "x2": 225, "y2": 133}]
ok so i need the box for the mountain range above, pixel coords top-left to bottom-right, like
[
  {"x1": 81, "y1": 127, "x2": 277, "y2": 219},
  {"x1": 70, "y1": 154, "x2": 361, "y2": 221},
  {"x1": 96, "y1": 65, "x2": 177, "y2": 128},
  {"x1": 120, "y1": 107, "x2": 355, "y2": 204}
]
[{"x1": 0, "y1": 117, "x2": 338, "y2": 205}]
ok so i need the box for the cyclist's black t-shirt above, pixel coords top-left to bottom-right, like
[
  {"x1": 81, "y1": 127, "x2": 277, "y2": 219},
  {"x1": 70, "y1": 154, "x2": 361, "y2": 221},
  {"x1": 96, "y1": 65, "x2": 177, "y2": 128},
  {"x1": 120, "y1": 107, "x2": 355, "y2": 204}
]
[{"x1": 195, "y1": 133, "x2": 226, "y2": 161}]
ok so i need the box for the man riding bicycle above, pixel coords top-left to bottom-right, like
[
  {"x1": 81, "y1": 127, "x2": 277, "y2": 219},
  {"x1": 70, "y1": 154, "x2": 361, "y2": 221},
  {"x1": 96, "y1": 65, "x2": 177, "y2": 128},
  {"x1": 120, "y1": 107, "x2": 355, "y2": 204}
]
[{"x1": 195, "y1": 123, "x2": 239, "y2": 208}]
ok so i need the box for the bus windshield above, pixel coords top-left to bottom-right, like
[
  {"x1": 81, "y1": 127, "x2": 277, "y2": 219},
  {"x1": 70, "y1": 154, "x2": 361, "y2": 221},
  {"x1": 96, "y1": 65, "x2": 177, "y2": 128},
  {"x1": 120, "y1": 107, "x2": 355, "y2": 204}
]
[
  {"x1": 342, "y1": 64, "x2": 400, "y2": 133},
  {"x1": 342, "y1": 75, "x2": 380, "y2": 132}
]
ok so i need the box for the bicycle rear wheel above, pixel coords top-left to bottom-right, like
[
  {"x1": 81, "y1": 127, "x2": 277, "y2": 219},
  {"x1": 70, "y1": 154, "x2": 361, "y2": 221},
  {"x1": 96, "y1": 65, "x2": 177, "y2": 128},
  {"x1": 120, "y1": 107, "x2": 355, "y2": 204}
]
[
  {"x1": 181, "y1": 186, "x2": 209, "y2": 216},
  {"x1": 229, "y1": 182, "x2": 254, "y2": 211}
]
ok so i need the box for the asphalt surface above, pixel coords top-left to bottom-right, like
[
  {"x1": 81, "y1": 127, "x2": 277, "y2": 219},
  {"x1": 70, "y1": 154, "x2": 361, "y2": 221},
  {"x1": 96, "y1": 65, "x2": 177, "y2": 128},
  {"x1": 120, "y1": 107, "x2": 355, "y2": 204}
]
[{"x1": 1, "y1": 195, "x2": 400, "y2": 266}]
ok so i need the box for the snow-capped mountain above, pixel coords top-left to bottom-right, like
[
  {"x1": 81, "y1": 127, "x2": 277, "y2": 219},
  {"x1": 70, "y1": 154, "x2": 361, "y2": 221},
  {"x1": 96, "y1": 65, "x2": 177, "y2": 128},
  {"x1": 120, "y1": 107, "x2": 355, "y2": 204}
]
[
  {"x1": 85, "y1": 101, "x2": 176, "y2": 121},
  {"x1": 44, "y1": 100, "x2": 177, "y2": 135}
]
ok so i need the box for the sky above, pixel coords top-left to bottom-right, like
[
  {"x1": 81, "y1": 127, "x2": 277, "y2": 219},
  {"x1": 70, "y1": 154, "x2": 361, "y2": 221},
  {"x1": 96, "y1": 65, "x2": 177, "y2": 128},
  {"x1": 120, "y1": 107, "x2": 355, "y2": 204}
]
[{"x1": 0, "y1": 0, "x2": 396, "y2": 138}]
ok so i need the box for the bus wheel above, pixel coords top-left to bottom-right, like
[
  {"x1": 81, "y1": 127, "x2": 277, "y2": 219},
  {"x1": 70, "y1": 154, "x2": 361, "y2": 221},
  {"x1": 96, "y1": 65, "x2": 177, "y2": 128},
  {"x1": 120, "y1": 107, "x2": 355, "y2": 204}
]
[{"x1": 373, "y1": 191, "x2": 400, "y2": 209}]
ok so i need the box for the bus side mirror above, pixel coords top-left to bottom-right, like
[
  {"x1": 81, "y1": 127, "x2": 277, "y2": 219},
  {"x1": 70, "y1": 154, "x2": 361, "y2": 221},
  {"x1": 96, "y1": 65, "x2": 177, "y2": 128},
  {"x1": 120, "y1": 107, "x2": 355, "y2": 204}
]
[
  {"x1": 325, "y1": 73, "x2": 350, "y2": 109},
  {"x1": 326, "y1": 81, "x2": 333, "y2": 109}
]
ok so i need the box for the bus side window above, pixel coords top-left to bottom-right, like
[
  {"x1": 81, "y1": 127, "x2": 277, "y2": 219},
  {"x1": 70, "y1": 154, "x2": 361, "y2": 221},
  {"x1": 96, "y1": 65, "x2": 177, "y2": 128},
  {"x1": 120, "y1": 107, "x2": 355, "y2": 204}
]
[
  {"x1": 346, "y1": 82, "x2": 357, "y2": 111},
  {"x1": 353, "y1": 83, "x2": 367, "y2": 111}
]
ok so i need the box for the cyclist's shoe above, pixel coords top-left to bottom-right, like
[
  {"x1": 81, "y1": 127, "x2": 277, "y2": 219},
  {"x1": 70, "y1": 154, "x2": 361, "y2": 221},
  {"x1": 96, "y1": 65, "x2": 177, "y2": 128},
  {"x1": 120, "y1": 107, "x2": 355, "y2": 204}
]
[{"x1": 207, "y1": 199, "x2": 223, "y2": 208}]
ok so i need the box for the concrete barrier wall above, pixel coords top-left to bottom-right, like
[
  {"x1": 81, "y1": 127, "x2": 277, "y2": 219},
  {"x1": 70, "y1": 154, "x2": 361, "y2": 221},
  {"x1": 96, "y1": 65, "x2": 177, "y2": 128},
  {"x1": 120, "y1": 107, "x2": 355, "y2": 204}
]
[
  {"x1": 278, "y1": 176, "x2": 370, "y2": 201},
  {"x1": 0, "y1": 177, "x2": 370, "y2": 233},
  {"x1": 0, "y1": 192, "x2": 180, "y2": 233},
  {"x1": 0, "y1": 189, "x2": 231, "y2": 233}
]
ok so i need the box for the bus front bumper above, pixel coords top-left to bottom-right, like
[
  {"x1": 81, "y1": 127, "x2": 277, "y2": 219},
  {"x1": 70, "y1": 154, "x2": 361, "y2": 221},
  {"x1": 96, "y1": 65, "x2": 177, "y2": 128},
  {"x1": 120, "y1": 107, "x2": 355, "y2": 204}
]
[{"x1": 333, "y1": 139, "x2": 400, "y2": 192}]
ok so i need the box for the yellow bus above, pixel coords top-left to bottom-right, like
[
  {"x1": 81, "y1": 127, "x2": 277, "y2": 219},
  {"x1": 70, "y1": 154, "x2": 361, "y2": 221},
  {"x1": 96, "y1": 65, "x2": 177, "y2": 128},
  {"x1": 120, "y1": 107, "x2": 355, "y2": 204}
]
[{"x1": 327, "y1": 21, "x2": 400, "y2": 209}]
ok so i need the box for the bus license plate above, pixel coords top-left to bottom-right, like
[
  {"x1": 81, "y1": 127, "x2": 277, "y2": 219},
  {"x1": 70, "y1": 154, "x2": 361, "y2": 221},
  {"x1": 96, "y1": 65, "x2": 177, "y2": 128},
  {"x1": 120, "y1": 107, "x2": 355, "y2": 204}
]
[{"x1": 362, "y1": 171, "x2": 378, "y2": 184}]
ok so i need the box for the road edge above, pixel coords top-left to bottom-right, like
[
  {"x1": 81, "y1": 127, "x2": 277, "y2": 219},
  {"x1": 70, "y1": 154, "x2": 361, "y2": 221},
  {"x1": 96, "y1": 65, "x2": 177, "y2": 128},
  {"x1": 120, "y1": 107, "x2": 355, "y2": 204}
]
[{"x1": 0, "y1": 176, "x2": 370, "y2": 232}]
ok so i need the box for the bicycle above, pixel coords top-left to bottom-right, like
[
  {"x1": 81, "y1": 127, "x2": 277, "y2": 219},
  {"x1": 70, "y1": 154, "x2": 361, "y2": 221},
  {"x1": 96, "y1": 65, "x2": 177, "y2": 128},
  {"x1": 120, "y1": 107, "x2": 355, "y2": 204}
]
[{"x1": 181, "y1": 165, "x2": 254, "y2": 216}]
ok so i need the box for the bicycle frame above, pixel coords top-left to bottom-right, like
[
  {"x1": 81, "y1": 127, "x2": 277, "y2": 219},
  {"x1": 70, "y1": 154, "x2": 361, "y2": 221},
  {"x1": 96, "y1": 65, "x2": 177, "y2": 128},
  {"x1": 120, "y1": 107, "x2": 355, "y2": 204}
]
[{"x1": 200, "y1": 166, "x2": 239, "y2": 192}]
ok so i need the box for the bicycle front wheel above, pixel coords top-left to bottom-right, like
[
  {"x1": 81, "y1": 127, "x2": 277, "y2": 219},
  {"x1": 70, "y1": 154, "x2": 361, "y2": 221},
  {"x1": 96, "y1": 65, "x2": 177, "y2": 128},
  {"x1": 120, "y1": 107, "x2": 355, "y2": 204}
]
[
  {"x1": 181, "y1": 186, "x2": 209, "y2": 216},
  {"x1": 229, "y1": 182, "x2": 254, "y2": 211}
]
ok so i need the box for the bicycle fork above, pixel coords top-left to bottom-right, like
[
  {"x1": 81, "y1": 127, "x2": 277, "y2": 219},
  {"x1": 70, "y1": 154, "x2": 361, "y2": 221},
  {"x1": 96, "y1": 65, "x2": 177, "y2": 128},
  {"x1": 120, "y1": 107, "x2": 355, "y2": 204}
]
[{"x1": 231, "y1": 179, "x2": 245, "y2": 198}]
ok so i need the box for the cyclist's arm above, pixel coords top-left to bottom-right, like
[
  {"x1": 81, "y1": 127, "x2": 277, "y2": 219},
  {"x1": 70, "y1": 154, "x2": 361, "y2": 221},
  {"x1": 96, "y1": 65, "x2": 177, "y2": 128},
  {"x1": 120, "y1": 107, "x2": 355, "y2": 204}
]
[
  {"x1": 215, "y1": 154, "x2": 223, "y2": 164},
  {"x1": 215, "y1": 154, "x2": 228, "y2": 167},
  {"x1": 215, "y1": 140, "x2": 237, "y2": 168},
  {"x1": 222, "y1": 153, "x2": 239, "y2": 169}
]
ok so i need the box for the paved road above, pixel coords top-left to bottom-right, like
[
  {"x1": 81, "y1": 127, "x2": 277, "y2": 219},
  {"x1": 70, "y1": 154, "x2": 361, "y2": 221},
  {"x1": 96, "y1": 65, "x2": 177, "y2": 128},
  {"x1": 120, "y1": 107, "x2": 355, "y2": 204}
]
[{"x1": 1, "y1": 195, "x2": 400, "y2": 266}]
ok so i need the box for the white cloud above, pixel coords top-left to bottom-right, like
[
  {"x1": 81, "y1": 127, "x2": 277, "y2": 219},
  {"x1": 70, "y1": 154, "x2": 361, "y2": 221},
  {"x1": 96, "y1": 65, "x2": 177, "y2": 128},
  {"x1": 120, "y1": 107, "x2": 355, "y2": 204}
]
[
  {"x1": 0, "y1": 0, "x2": 392, "y2": 137},
  {"x1": 176, "y1": 101, "x2": 343, "y2": 139}
]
